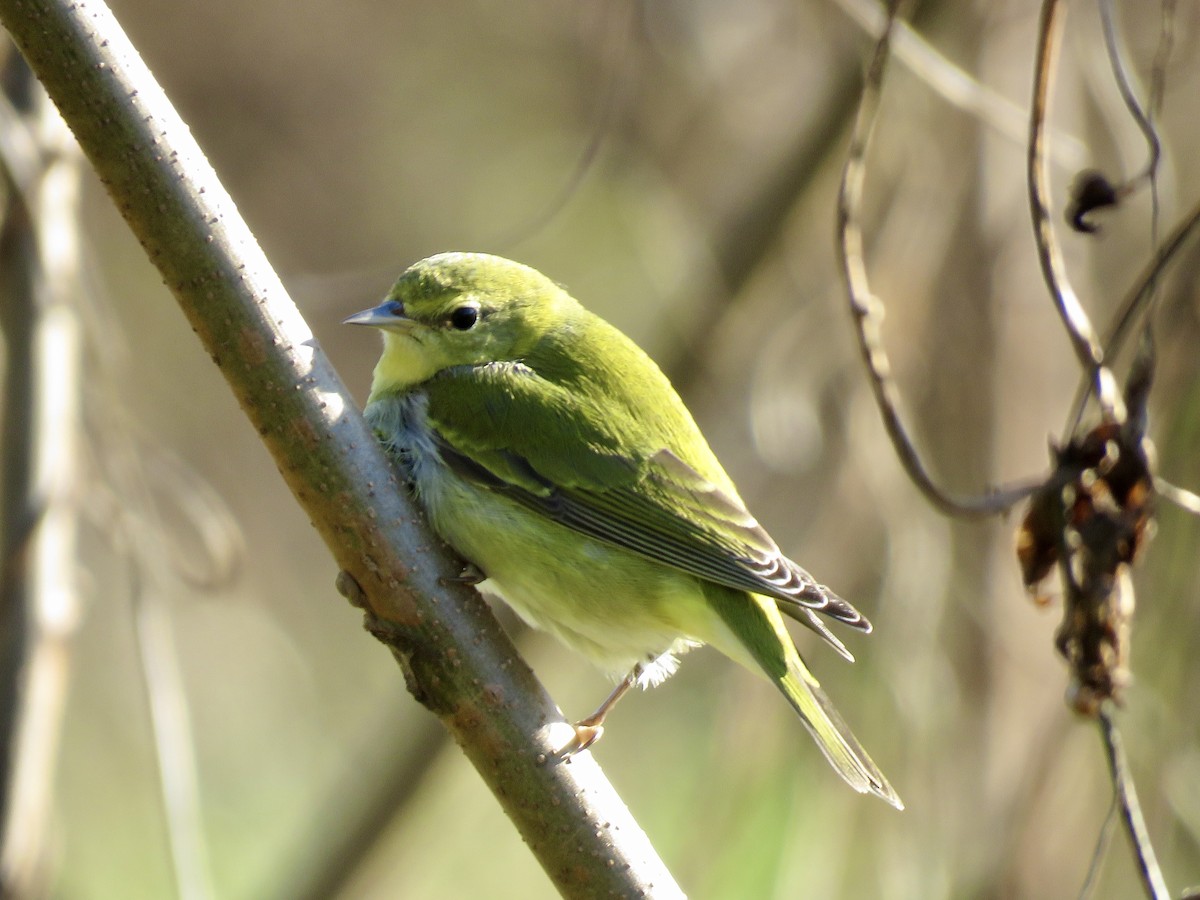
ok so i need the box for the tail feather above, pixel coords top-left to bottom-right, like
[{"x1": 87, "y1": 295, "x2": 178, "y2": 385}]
[
  {"x1": 703, "y1": 582, "x2": 903, "y2": 809},
  {"x1": 778, "y1": 656, "x2": 903, "y2": 809},
  {"x1": 776, "y1": 603, "x2": 854, "y2": 662}
]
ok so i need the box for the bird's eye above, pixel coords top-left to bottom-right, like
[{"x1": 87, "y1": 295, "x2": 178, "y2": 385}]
[{"x1": 449, "y1": 306, "x2": 479, "y2": 330}]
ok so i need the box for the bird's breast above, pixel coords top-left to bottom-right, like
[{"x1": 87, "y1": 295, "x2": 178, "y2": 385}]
[
  {"x1": 363, "y1": 388, "x2": 443, "y2": 487},
  {"x1": 362, "y1": 385, "x2": 727, "y2": 681}
]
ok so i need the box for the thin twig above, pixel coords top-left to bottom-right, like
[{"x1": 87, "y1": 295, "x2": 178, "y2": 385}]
[
  {"x1": 832, "y1": 0, "x2": 1088, "y2": 168},
  {"x1": 1028, "y1": 1, "x2": 1118, "y2": 416},
  {"x1": 130, "y1": 568, "x2": 215, "y2": 900},
  {"x1": 838, "y1": 0, "x2": 1041, "y2": 517},
  {"x1": 1097, "y1": 705, "x2": 1171, "y2": 900},
  {"x1": 1155, "y1": 477, "x2": 1200, "y2": 516},
  {"x1": 1149, "y1": 1, "x2": 1177, "y2": 124},
  {"x1": 78, "y1": 438, "x2": 262, "y2": 895},
  {"x1": 1098, "y1": 0, "x2": 1161, "y2": 188},
  {"x1": 1095, "y1": 0, "x2": 1165, "y2": 474},
  {"x1": 1077, "y1": 793, "x2": 1118, "y2": 900},
  {"x1": 101, "y1": 430, "x2": 217, "y2": 900},
  {"x1": 1065, "y1": 196, "x2": 1200, "y2": 438}
]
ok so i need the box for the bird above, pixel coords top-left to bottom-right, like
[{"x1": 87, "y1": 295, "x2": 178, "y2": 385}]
[{"x1": 345, "y1": 251, "x2": 901, "y2": 808}]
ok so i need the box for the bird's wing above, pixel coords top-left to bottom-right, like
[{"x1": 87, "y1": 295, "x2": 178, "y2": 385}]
[{"x1": 422, "y1": 362, "x2": 868, "y2": 635}]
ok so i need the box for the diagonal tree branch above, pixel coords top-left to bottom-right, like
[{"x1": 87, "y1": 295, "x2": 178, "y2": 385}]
[{"x1": 0, "y1": 2, "x2": 683, "y2": 897}]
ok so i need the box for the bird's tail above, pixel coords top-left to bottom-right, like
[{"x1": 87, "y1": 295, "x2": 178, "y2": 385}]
[
  {"x1": 703, "y1": 583, "x2": 903, "y2": 809},
  {"x1": 776, "y1": 653, "x2": 903, "y2": 809}
]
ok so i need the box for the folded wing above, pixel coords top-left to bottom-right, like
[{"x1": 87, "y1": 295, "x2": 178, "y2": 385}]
[{"x1": 424, "y1": 361, "x2": 869, "y2": 653}]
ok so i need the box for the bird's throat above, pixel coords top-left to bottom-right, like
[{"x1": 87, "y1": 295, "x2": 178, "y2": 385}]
[{"x1": 368, "y1": 331, "x2": 439, "y2": 399}]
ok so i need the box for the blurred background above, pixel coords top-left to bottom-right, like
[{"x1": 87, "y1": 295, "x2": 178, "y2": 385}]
[{"x1": 2, "y1": 0, "x2": 1199, "y2": 897}]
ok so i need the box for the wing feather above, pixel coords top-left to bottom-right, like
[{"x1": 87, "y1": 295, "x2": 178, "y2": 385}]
[{"x1": 424, "y1": 360, "x2": 870, "y2": 637}]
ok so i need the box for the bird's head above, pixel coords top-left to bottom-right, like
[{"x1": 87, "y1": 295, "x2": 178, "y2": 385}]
[{"x1": 345, "y1": 252, "x2": 575, "y2": 395}]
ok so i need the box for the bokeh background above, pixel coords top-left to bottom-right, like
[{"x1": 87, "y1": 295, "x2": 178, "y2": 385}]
[{"x1": 7, "y1": 0, "x2": 1200, "y2": 897}]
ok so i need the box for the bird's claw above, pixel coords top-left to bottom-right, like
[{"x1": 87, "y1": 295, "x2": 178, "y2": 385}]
[
  {"x1": 555, "y1": 722, "x2": 604, "y2": 759},
  {"x1": 441, "y1": 563, "x2": 486, "y2": 586}
]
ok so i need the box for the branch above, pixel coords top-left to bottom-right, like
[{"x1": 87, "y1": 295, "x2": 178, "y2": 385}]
[
  {"x1": 831, "y1": 0, "x2": 1087, "y2": 169},
  {"x1": 1098, "y1": 0, "x2": 1160, "y2": 188},
  {"x1": 0, "y1": 58, "x2": 84, "y2": 897},
  {"x1": 0, "y1": 2, "x2": 683, "y2": 897},
  {"x1": 1063, "y1": 195, "x2": 1200, "y2": 442},
  {"x1": 1028, "y1": 1, "x2": 1120, "y2": 418},
  {"x1": 1098, "y1": 706, "x2": 1170, "y2": 900}
]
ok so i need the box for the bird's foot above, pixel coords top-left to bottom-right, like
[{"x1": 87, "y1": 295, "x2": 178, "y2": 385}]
[
  {"x1": 552, "y1": 664, "x2": 643, "y2": 759},
  {"x1": 440, "y1": 562, "x2": 486, "y2": 586},
  {"x1": 555, "y1": 719, "x2": 604, "y2": 759}
]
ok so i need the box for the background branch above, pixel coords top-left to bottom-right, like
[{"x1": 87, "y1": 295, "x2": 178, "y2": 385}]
[
  {"x1": 1098, "y1": 706, "x2": 1170, "y2": 900},
  {"x1": 837, "y1": 0, "x2": 1040, "y2": 517},
  {"x1": 0, "y1": 56, "x2": 83, "y2": 898},
  {"x1": 1027, "y1": 0, "x2": 1114, "y2": 412}
]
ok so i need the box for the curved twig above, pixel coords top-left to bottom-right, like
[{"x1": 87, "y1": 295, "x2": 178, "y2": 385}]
[
  {"x1": 832, "y1": 0, "x2": 1088, "y2": 168},
  {"x1": 1029, "y1": 1, "x2": 1118, "y2": 417},
  {"x1": 1098, "y1": 0, "x2": 1161, "y2": 188},
  {"x1": 1077, "y1": 794, "x2": 1118, "y2": 900},
  {"x1": 1065, "y1": 196, "x2": 1200, "y2": 438},
  {"x1": 838, "y1": 0, "x2": 1041, "y2": 517}
]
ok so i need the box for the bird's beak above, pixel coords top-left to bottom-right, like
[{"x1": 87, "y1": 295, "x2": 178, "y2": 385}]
[{"x1": 343, "y1": 299, "x2": 409, "y2": 327}]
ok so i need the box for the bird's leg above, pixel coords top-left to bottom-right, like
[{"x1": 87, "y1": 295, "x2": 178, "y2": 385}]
[{"x1": 561, "y1": 664, "x2": 643, "y2": 756}]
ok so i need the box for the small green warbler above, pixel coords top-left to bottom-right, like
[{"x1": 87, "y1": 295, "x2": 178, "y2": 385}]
[{"x1": 346, "y1": 252, "x2": 901, "y2": 808}]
